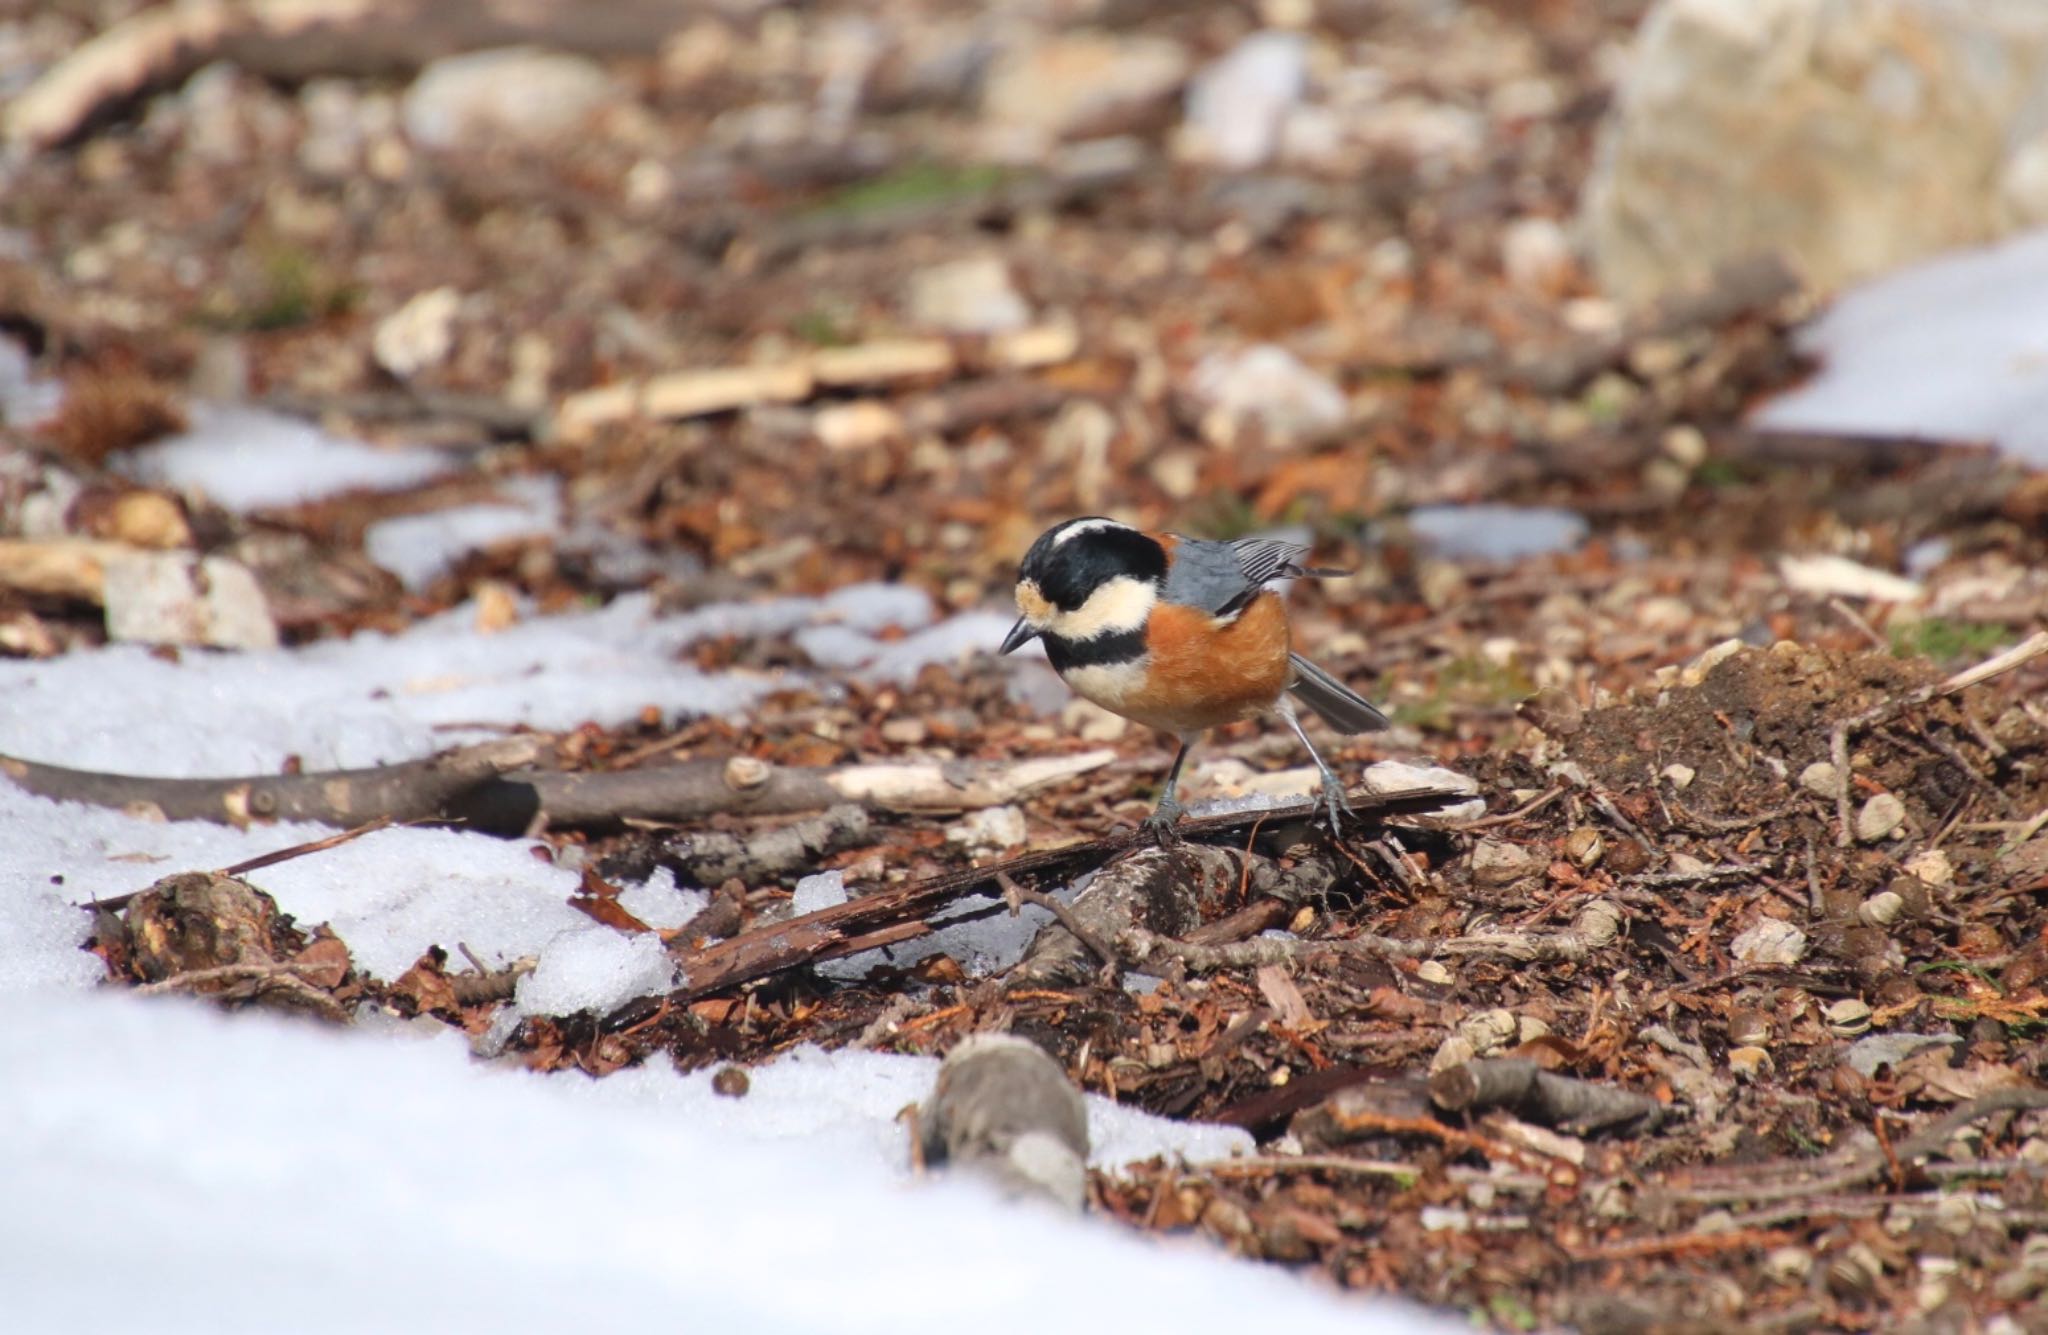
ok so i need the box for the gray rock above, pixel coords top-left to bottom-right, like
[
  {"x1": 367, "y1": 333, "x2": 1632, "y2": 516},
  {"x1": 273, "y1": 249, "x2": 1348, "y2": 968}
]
[
  {"x1": 1181, "y1": 31, "x2": 1307, "y2": 170},
  {"x1": 981, "y1": 32, "x2": 1189, "y2": 143},
  {"x1": 402, "y1": 47, "x2": 618, "y2": 151},
  {"x1": 905, "y1": 256, "x2": 1030, "y2": 334},
  {"x1": 921, "y1": 1033, "x2": 1089, "y2": 1212},
  {"x1": 1582, "y1": 0, "x2": 2048, "y2": 307}
]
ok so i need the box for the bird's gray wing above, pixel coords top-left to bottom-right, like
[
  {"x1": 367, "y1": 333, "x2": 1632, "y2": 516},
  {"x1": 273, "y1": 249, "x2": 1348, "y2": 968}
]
[{"x1": 1161, "y1": 535, "x2": 1308, "y2": 617}]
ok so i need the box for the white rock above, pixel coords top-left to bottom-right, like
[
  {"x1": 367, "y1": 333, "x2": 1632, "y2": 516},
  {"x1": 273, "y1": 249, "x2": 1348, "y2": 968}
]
[
  {"x1": 1798, "y1": 761, "x2": 1844, "y2": 800},
  {"x1": 982, "y1": 33, "x2": 1190, "y2": 142},
  {"x1": 812, "y1": 401, "x2": 904, "y2": 452},
  {"x1": 102, "y1": 552, "x2": 278, "y2": 651},
  {"x1": 1471, "y1": 839, "x2": 1540, "y2": 889},
  {"x1": 1677, "y1": 637, "x2": 1745, "y2": 688},
  {"x1": 1501, "y1": 216, "x2": 1576, "y2": 295},
  {"x1": 402, "y1": 48, "x2": 617, "y2": 151},
  {"x1": 1661, "y1": 763, "x2": 1696, "y2": 790},
  {"x1": 1188, "y1": 344, "x2": 1346, "y2": 441},
  {"x1": 1182, "y1": 31, "x2": 1307, "y2": 170},
  {"x1": 1730, "y1": 918, "x2": 1807, "y2": 966},
  {"x1": 1363, "y1": 760, "x2": 1486, "y2": 823},
  {"x1": 948, "y1": 805, "x2": 1028, "y2": 854},
  {"x1": 1779, "y1": 553, "x2": 1925, "y2": 604},
  {"x1": 1855, "y1": 792, "x2": 1908, "y2": 843},
  {"x1": 1903, "y1": 848, "x2": 1954, "y2": 886},
  {"x1": 373, "y1": 287, "x2": 462, "y2": 380},
  {"x1": 1582, "y1": 0, "x2": 2048, "y2": 307},
  {"x1": 906, "y1": 256, "x2": 1030, "y2": 334}
]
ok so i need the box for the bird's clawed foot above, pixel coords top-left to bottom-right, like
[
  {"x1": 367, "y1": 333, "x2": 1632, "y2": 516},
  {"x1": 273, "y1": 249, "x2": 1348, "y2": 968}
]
[
  {"x1": 1141, "y1": 795, "x2": 1186, "y2": 845},
  {"x1": 1315, "y1": 773, "x2": 1354, "y2": 839}
]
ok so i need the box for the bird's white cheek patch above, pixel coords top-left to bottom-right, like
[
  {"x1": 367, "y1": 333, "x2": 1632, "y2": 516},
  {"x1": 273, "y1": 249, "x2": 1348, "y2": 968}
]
[{"x1": 1050, "y1": 576, "x2": 1155, "y2": 641}]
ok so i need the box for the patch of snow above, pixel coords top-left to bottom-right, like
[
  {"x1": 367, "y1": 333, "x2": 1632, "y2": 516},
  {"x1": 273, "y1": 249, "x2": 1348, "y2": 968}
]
[
  {"x1": 515, "y1": 926, "x2": 676, "y2": 1017},
  {"x1": 9, "y1": 994, "x2": 1470, "y2": 1334},
  {"x1": 116, "y1": 405, "x2": 454, "y2": 510},
  {"x1": 791, "y1": 869, "x2": 849, "y2": 915},
  {"x1": 1751, "y1": 228, "x2": 2048, "y2": 465},
  {"x1": 0, "y1": 336, "x2": 62, "y2": 428},
  {"x1": 0, "y1": 783, "x2": 588, "y2": 983},
  {"x1": 1406, "y1": 504, "x2": 1588, "y2": 562},
  {"x1": 614, "y1": 868, "x2": 706, "y2": 932},
  {"x1": 364, "y1": 474, "x2": 564, "y2": 590}
]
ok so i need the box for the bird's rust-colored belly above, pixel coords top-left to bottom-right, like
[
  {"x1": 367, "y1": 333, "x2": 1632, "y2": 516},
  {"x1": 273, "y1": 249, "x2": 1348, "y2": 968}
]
[{"x1": 1112, "y1": 593, "x2": 1291, "y2": 735}]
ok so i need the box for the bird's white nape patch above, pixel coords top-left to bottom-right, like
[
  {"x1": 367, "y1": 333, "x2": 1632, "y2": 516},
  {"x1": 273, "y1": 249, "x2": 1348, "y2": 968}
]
[
  {"x1": 1049, "y1": 517, "x2": 1133, "y2": 548},
  {"x1": 1050, "y1": 575, "x2": 1155, "y2": 641}
]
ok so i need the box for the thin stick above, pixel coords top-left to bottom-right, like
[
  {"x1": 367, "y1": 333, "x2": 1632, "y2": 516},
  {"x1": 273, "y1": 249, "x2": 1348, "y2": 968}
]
[
  {"x1": 1203, "y1": 1155, "x2": 1420, "y2": 1182},
  {"x1": 219, "y1": 817, "x2": 393, "y2": 878},
  {"x1": 999, "y1": 872, "x2": 1119, "y2": 978}
]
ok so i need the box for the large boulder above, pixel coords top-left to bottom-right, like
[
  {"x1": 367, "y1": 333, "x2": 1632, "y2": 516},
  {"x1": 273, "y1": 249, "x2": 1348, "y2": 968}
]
[{"x1": 1582, "y1": 0, "x2": 2048, "y2": 308}]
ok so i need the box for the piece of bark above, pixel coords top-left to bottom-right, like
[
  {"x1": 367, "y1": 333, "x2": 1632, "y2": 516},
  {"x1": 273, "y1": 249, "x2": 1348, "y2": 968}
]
[
  {"x1": 1429, "y1": 1058, "x2": 1664, "y2": 1136},
  {"x1": 655, "y1": 805, "x2": 872, "y2": 886},
  {"x1": 1291, "y1": 1079, "x2": 1440, "y2": 1153}
]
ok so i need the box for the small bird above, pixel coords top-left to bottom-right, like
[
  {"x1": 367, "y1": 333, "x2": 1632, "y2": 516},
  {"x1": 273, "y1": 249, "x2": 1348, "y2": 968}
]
[{"x1": 1000, "y1": 516, "x2": 1389, "y2": 837}]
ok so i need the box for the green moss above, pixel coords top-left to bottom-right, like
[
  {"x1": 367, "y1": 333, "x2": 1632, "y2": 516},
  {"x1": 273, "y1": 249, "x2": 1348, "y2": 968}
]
[
  {"x1": 199, "y1": 242, "x2": 360, "y2": 332},
  {"x1": 1889, "y1": 618, "x2": 2012, "y2": 664},
  {"x1": 1393, "y1": 654, "x2": 1537, "y2": 733},
  {"x1": 804, "y1": 162, "x2": 1006, "y2": 219},
  {"x1": 1485, "y1": 1294, "x2": 1539, "y2": 1332}
]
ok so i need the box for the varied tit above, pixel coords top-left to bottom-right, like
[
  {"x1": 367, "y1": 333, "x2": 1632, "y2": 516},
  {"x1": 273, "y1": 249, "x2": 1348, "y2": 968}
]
[{"x1": 1000, "y1": 516, "x2": 1389, "y2": 837}]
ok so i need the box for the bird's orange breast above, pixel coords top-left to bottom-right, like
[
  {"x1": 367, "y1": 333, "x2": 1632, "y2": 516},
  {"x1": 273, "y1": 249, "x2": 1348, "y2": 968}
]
[{"x1": 1120, "y1": 592, "x2": 1292, "y2": 734}]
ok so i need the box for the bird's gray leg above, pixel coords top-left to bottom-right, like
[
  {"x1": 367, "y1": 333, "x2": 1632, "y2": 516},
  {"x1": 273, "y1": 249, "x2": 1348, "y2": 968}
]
[
  {"x1": 1280, "y1": 703, "x2": 1351, "y2": 835},
  {"x1": 1141, "y1": 736, "x2": 1195, "y2": 843}
]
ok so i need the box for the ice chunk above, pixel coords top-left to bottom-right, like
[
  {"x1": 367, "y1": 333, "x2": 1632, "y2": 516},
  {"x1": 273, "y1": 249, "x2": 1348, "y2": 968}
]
[{"x1": 516, "y1": 926, "x2": 676, "y2": 1017}]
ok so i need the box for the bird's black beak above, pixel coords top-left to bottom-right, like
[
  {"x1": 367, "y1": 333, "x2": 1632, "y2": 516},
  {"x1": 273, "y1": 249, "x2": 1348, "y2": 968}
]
[{"x1": 1000, "y1": 618, "x2": 1039, "y2": 655}]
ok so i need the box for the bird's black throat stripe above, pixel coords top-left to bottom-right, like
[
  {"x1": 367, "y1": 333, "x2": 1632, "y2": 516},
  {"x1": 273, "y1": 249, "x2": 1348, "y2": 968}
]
[{"x1": 1043, "y1": 626, "x2": 1147, "y2": 672}]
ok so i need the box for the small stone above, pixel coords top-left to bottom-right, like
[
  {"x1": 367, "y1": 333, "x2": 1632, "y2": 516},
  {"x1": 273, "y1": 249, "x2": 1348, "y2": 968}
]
[
  {"x1": 402, "y1": 48, "x2": 617, "y2": 151},
  {"x1": 1516, "y1": 686, "x2": 1584, "y2": 737},
  {"x1": 1456, "y1": 1008, "x2": 1518, "y2": 1055},
  {"x1": 1799, "y1": 761, "x2": 1844, "y2": 800},
  {"x1": 1181, "y1": 31, "x2": 1306, "y2": 170},
  {"x1": 982, "y1": 33, "x2": 1190, "y2": 143},
  {"x1": 711, "y1": 1066, "x2": 750, "y2": 1097},
  {"x1": 1730, "y1": 918, "x2": 1807, "y2": 966},
  {"x1": 1824, "y1": 998, "x2": 1873, "y2": 1037},
  {"x1": 1763, "y1": 1246, "x2": 1814, "y2": 1284},
  {"x1": 1858, "y1": 891, "x2": 1905, "y2": 927},
  {"x1": 1187, "y1": 344, "x2": 1346, "y2": 442},
  {"x1": 1429, "y1": 1033, "x2": 1478, "y2": 1073},
  {"x1": 906, "y1": 256, "x2": 1031, "y2": 334},
  {"x1": 813, "y1": 401, "x2": 904, "y2": 452},
  {"x1": 1564, "y1": 826, "x2": 1605, "y2": 869},
  {"x1": 1662, "y1": 424, "x2": 1709, "y2": 468},
  {"x1": 102, "y1": 552, "x2": 278, "y2": 651},
  {"x1": 373, "y1": 287, "x2": 462, "y2": 379},
  {"x1": 879, "y1": 718, "x2": 928, "y2": 746},
  {"x1": 1660, "y1": 763, "x2": 1696, "y2": 791},
  {"x1": 1362, "y1": 760, "x2": 1485, "y2": 822},
  {"x1": 1855, "y1": 792, "x2": 1907, "y2": 843},
  {"x1": 1728, "y1": 1046, "x2": 1773, "y2": 1081},
  {"x1": 948, "y1": 805, "x2": 1028, "y2": 854},
  {"x1": 1678, "y1": 638, "x2": 1745, "y2": 688},
  {"x1": 1726, "y1": 1008, "x2": 1771, "y2": 1047},
  {"x1": 1414, "y1": 960, "x2": 1453, "y2": 987},
  {"x1": 1500, "y1": 216, "x2": 1576, "y2": 295},
  {"x1": 1471, "y1": 839, "x2": 1541, "y2": 890},
  {"x1": 1667, "y1": 852, "x2": 1709, "y2": 876},
  {"x1": 1845, "y1": 1031, "x2": 1961, "y2": 1079},
  {"x1": 1902, "y1": 848, "x2": 1953, "y2": 886},
  {"x1": 1517, "y1": 1015, "x2": 1551, "y2": 1043}
]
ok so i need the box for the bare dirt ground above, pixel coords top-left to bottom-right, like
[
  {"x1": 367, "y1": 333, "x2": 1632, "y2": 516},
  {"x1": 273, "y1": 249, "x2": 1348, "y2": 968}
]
[{"x1": 7, "y1": 0, "x2": 2048, "y2": 1329}]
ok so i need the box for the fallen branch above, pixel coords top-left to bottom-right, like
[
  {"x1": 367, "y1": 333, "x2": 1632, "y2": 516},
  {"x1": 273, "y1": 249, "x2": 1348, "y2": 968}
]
[
  {"x1": 0, "y1": 746, "x2": 1115, "y2": 832},
  {"x1": 652, "y1": 805, "x2": 872, "y2": 886},
  {"x1": 6, "y1": 0, "x2": 705, "y2": 151},
  {"x1": 1121, "y1": 900, "x2": 1624, "y2": 974},
  {"x1": 1829, "y1": 631, "x2": 2048, "y2": 846},
  {"x1": 2, "y1": 740, "x2": 541, "y2": 828},
  {"x1": 666, "y1": 785, "x2": 1467, "y2": 1000},
  {"x1": 1429, "y1": 1058, "x2": 1663, "y2": 1135},
  {"x1": 1668, "y1": 1087, "x2": 2048, "y2": 1206}
]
